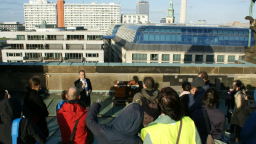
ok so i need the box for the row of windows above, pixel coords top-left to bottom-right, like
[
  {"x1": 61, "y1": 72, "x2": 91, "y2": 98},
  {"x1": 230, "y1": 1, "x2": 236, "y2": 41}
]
[
  {"x1": 16, "y1": 35, "x2": 103, "y2": 41},
  {"x1": 132, "y1": 53, "x2": 242, "y2": 63},
  {"x1": 12, "y1": 53, "x2": 100, "y2": 58},
  {"x1": 6, "y1": 53, "x2": 22, "y2": 57}
]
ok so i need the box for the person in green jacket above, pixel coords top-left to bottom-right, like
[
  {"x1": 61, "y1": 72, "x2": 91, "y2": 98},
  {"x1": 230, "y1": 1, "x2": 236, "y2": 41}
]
[{"x1": 141, "y1": 87, "x2": 201, "y2": 144}]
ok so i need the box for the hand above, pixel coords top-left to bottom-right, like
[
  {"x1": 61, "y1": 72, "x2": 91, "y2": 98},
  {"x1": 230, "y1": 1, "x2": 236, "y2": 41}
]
[
  {"x1": 88, "y1": 90, "x2": 91, "y2": 94},
  {"x1": 82, "y1": 83, "x2": 86, "y2": 88},
  {"x1": 96, "y1": 99, "x2": 101, "y2": 104}
]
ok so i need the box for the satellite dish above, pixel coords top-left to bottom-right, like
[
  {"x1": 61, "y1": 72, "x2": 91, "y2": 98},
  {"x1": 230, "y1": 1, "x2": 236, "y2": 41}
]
[{"x1": 254, "y1": 89, "x2": 256, "y2": 102}]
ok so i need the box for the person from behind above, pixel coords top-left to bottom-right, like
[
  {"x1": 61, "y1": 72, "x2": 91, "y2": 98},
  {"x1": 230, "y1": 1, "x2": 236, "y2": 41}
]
[
  {"x1": 192, "y1": 88, "x2": 225, "y2": 144},
  {"x1": 57, "y1": 87, "x2": 88, "y2": 144},
  {"x1": 198, "y1": 71, "x2": 214, "y2": 90},
  {"x1": 74, "y1": 70, "x2": 92, "y2": 108},
  {"x1": 0, "y1": 98, "x2": 46, "y2": 144},
  {"x1": 240, "y1": 111, "x2": 256, "y2": 144},
  {"x1": 188, "y1": 77, "x2": 206, "y2": 116},
  {"x1": 86, "y1": 102, "x2": 144, "y2": 144},
  {"x1": 132, "y1": 77, "x2": 160, "y2": 127},
  {"x1": 180, "y1": 81, "x2": 191, "y2": 116},
  {"x1": 230, "y1": 81, "x2": 248, "y2": 142},
  {"x1": 141, "y1": 87, "x2": 201, "y2": 144},
  {"x1": 23, "y1": 76, "x2": 49, "y2": 138},
  {"x1": 56, "y1": 90, "x2": 67, "y2": 112}
]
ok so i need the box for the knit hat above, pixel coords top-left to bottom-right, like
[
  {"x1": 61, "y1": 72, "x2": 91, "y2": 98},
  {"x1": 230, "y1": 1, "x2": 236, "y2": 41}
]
[{"x1": 191, "y1": 77, "x2": 205, "y2": 88}]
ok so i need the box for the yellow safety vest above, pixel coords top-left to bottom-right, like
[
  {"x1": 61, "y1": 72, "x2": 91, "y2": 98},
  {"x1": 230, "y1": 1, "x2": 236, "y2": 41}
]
[{"x1": 141, "y1": 116, "x2": 196, "y2": 144}]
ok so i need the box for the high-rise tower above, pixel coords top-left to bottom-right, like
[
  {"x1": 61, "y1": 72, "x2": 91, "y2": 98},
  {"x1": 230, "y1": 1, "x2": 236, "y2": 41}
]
[
  {"x1": 136, "y1": 1, "x2": 149, "y2": 21},
  {"x1": 180, "y1": 0, "x2": 186, "y2": 23},
  {"x1": 57, "y1": 0, "x2": 65, "y2": 27},
  {"x1": 166, "y1": 0, "x2": 175, "y2": 23}
]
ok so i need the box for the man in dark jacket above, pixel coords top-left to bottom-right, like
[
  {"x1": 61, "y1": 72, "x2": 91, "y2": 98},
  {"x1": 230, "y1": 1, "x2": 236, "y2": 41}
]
[
  {"x1": 86, "y1": 102, "x2": 144, "y2": 144},
  {"x1": 198, "y1": 71, "x2": 215, "y2": 90},
  {"x1": 74, "y1": 70, "x2": 92, "y2": 108},
  {"x1": 188, "y1": 77, "x2": 206, "y2": 116},
  {"x1": 0, "y1": 98, "x2": 46, "y2": 144}
]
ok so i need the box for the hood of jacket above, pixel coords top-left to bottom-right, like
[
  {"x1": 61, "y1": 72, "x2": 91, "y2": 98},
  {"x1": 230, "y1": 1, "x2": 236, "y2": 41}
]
[
  {"x1": 141, "y1": 88, "x2": 159, "y2": 100},
  {"x1": 112, "y1": 103, "x2": 144, "y2": 136},
  {"x1": 0, "y1": 98, "x2": 21, "y2": 125}
]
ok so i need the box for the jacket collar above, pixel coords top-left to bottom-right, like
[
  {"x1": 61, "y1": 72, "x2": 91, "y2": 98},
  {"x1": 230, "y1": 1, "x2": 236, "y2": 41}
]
[{"x1": 148, "y1": 115, "x2": 176, "y2": 126}]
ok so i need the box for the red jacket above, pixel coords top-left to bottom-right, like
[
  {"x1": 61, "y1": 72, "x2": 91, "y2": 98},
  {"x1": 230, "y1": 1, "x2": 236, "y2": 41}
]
[{"x1": 57, "y1": 101, "x2": 88, "y2": 144}]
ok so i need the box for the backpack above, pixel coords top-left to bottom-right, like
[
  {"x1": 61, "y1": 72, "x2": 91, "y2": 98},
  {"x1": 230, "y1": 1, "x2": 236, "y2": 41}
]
[
  {"x1": 242, "y1": 92, "x2": 256, "y2": 116},
  {"x1": 141, "y1": 95, "x2": 160, "y2": 127},
  {"x1": 11, "y1": 118, "x2": 39, "y2": 144}
]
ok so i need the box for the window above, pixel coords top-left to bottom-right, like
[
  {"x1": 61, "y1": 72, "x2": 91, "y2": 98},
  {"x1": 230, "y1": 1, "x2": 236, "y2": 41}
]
[
  {"x1": 151, "y1": 54, "x2": 158, "y2": 61},
  {"x1": 86, "y1": 53, "x2": 99, "y2": 57},
  {"x1": 65, "y1": 53, "x2": 82, "y2": 59},
  {"x1": 132, "y1": 53, "x2": 147, "y2": 61},
  {"x1": 7, "y1": 53, "x2": 22, "y2": 57},
  {"x1": 239, "y1": 56, "x2": 243, "y2": 60},
  {"x1": 206, "y1": 55, "x2": 214, "y2": 63},
  {"x1": 195, "y1": 55, "x2": 203, "y2": 63},
  {"x1": 228, "y1": 55, "x2": 235, "y2": 62},
  {"x1": 217, "y1": 55, "x2": 225, "y2": 62},
  {"x1": 184, "y1": 55, "x2": 192, "y2": 63},
  {"x1": 162, "y1": 54, "x2": 170, "y2": 61},
  {"x1": 173, "y1": 54, "x2": 181, "y2": 61},
  {"x1": 87, "y1": 35, "x2": 102, "y2": 40}
]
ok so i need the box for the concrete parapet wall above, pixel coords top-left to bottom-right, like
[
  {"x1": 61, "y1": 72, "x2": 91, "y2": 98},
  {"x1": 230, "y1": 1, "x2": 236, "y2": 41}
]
[{"x1": 1, "y1": 65, "x2": 256, "y2": 91}]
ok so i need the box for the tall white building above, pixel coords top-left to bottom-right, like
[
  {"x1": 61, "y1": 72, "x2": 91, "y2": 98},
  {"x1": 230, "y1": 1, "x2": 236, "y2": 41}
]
[
  {"x1": 23, "y1": 0, "x2": 121, "y2": 34},
  {"x1": 121, "y1": 14, "x2": 148, "y2": 24},
  {"x1": 24, "y1": 0, "x2": 57, "y2": 30},
  {"x1": 136, "y1": 1, "x2": 149, "y2": 21},
  {"x1": 64, "y1": 3, "x2": 120, "y2": 33},
  {"x1": 180, "y1": 0, "x2": 187, "y2": 23}
]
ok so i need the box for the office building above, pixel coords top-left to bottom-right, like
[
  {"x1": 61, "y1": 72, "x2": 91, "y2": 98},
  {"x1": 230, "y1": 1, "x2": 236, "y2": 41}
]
[
  {"x1": 0, "y1": 22, "x2": 25, "y2": 31},
  {"x1": 198, "y1": 20, "x2": 206, "y2": 25},
  {"x1": 24, "y1": 0, "x2": 120, "y2": 33},
  {"x1": 103, "y1": 24, "x2": 249, "y2": 64},
  {"x1": 160, "y1": 18, "x2": 166, "y2": 23},
  {"x1": 121, "y1": 14, "x2": 148, "y2": 24},
  {"x1": 136, "y1": 1, "x2": 149, "y2": 21},
  {"x1": 2, "y1": 27, "x2": 104, "y2": 63},
  {"x1": 166, "y1": 0, "x2": 175, "y2": 23}
]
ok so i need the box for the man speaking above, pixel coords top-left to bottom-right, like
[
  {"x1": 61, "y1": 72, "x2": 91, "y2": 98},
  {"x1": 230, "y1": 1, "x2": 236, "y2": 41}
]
[{"x1": 74, "y1": 70, "x2": 92, "y2": 108}]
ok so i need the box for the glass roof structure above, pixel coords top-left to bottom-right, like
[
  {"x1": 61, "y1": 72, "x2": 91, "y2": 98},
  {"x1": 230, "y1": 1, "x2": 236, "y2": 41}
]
[{"x1": 104, "y1": 24, "x2": 254, "y2": 47}]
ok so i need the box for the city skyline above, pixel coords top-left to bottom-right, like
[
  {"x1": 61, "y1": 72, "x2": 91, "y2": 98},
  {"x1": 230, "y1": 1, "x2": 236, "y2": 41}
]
[{"x1": 0, "y1": 0, "x2": 255, "y2": 24}]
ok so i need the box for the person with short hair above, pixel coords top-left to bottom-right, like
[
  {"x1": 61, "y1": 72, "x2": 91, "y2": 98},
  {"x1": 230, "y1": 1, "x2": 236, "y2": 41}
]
[
  {"x1": 141, "y1": 87, "x2": 201, "y2": 144},
  {"x1": 86, "y1": 102, "x2": 144, "y2": 144},
  {"x1": 198, "y1": 71, "x2": 214, "y2": 90},
  {"x1": 180, "y1": 81, "x2": 192, "y2": 116},
  {"x1": 188, "y1": 77, "x2": 206, "y2": 116},
  {"x1": 57, "y1": 87, "x2": 89, "y2": 144},
  {"x1": 132, "y1": 76, "x2": 160, "y2": 127},
  {"x1": 192, "y1": 88, "x2": 225, "y2": 144},
  {"x1": 74, "y1": 70, "x2": 92, "y2": 108},
  {"x1": 23, "y1": 76, "x2": 49, "y2": 138},
  {"x1": 56, "y1": 90, "x2": 67, "y2": 112}
]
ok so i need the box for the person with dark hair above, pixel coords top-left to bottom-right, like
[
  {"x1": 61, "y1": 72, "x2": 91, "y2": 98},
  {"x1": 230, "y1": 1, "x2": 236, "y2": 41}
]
[
  {"x1": 192, "y1": 88, "x2": 225, "y2": 144},
  {"x1": 240, "y1": 111, "x2": 256, "y2": 144},
  {"x1": 198, "y1": 71, "x2": 214, "y2": 90},
  {"x1": 23, "y1": 76, "x2": 49, "y2": 138},
  {"x1": 57, "y1": 87, "x2": 89, "y2": 144},
  {"x1": 230, "y1": 81, "x2": 248, "y2": 142},
  {"x1": 0, "y1": 98, "x2": 46, "y2": 144},
  {"x1": 56, "y1": 90, "x2": 67, "y2": 112},
  {"x1": 141, "y1": 87, "x2": 201, "y2": 144},
  {"x1": 86, "y1": 102, "x2": 144, "y2": 144},
  {"x1": 188, "y1": 77, "x2": 206, "y2": 116},
  {"x1": 225, "y1": 80, "x2": 241, "y2": 134},
  {"x1": 132, "y1": 76, "x2": 160, "y2": 127},
  {"x1": 74, "y1": 70, "x2": 92, "y2": 108},
  {"x1": 180, "y1": 81, "x2": 191, "y2": 116}
]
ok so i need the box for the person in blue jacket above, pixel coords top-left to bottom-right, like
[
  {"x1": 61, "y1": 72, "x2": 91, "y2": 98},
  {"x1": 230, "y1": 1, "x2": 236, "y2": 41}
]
[
  {"x1": 56, "y1": 90, "x2": 67, "y2": 112},
  {"x1": 240, "y1": 112, "x2": 256, "y2": 144}
]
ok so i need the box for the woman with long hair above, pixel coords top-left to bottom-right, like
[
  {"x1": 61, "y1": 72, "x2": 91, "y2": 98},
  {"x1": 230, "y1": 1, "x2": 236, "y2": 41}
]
[
  {"x1": 23, "y1": 76, "x2": 49, "y2": 138},
  {"x1": 141, "y1": 87, "x2": 201, "y2": 144}
]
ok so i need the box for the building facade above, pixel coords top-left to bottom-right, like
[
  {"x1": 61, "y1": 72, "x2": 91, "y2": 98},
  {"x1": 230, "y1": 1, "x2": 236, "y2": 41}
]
[
  {"x1": 103, "y1": 24, "x2": 251, "y2": 64},
  {"x1": 136, "y1": 1, "x2": 149, "y2": 21},
  {"x1": 0, "y1": 22, "x2": 25, "y2": 31},
  {"x1": 2, "y1": 28, "x2": 104, "y2": 63},
  {"x1": 121, "y1": 14, "x2": 148, "y2": 24},
  {"x1": 24, "y1": 0, "x2": 120, "y2": 33}
]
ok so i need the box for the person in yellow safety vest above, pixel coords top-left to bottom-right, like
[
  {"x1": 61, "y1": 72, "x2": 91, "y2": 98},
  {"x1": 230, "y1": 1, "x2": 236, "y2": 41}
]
[{"x1": 141, "y1": 87, "x2": 202, "y2": 144}]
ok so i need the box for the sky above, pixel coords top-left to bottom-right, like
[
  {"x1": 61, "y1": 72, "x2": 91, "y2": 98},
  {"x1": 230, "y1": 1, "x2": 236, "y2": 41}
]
[{"x1": 0, "y1": 0, "x2": 256, "y2": 24}]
